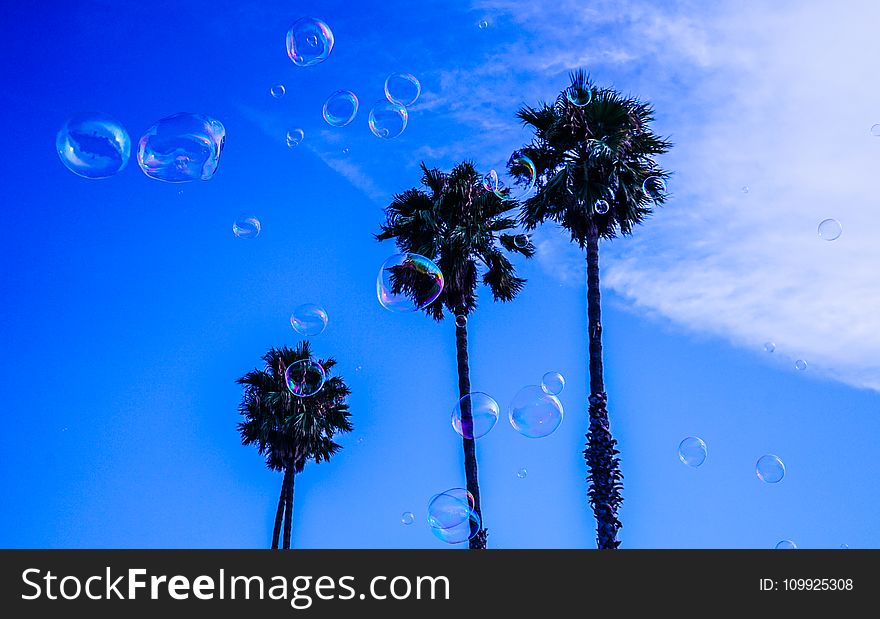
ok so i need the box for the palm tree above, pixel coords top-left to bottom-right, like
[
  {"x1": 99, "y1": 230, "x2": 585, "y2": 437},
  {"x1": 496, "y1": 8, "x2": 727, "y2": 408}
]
[
  {"x1": 377, "y1": 161, "x2": 533, "y2": 549},
  {"x1": 513, "y1": 70, "x2": 672, "y2": 549},
  {"x1": 237, "y1": 342, "x2": 352, "y2": 549}
]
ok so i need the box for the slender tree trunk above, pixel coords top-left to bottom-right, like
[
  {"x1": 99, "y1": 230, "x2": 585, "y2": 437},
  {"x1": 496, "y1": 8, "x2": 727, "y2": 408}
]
[
  {"x1": 455, "y1": 315, "x2": 487, "y2": 549},
  {"x1": 282, "y1": 463, "x2": 296, "y2": 549},
  {"x1": 584, "y1": 223, "x2": 623, "y2": 549},
  {"x1": 272, "y1": 466, "x2": 292, "y2": 549}
]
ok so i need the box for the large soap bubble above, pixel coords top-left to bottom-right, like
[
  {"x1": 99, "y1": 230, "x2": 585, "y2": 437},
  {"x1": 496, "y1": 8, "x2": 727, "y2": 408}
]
[
  {"x1": 322, "y1": 90, "x2": 359, "y2": 127},
  {"x1": 384, "y1": 73, "x2": 421, "y2": 107},
  {"x1": 508, "y1": 385, "x2": 564, "y2": 438},
  {"x1": 290, "y1": 303, "x2": 328, "y2": 336},
  {"x1": 451, "y1": 392, "x2": 499, "y2": 440},
  {"x1": 56, "y1": 112, "x2": 131, "y2": 179},
  {"x1": 286, "y1": 17, "x2": 334, "y2": 67},
  {"x1": 377, "y1": 253, "x2": 444, "y2": 312},
  {"x1": 285, "y1": 360, "x2": 326, "y2": 398},
  {"x1": 427, "y1": 488, "x2": 480, "y2": 544},
  {"x1": 369, "y1": 101, "x2": 408, "y2": 139},
  {"x1": 137, "y1": 113, "x2": 225, "y2": 183}
]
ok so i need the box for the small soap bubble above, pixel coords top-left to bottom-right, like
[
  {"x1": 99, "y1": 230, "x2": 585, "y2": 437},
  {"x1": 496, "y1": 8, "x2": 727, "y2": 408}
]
[
  {"x1": 270, "y1": 84, "x2": 286, "y2": 98},
  {"x1": 775, "y1": 540, "x2": 797, "y2": 550},
  {"x1": 594, "y1": 199, "x2": 610, "y2": 214},
  {"x1": 401, "y1": 512, "x2": 414, "y2": 525},
  {"x1": 678, "y1": 437, "x2": 707, "y2": 468},
  {"x1": 541, "y1": 371, "x2": 565, "y2": 396},
  {"x1": 369, "y1": 100, "x2": 408, "y2": 139},
  {"x1": 384, "y1": 72, "x2": 421, "y2": 107},
  {"x1": 284, "y1": 360, "x2": 326, "y2": 398},
  {"x1": 427, "y1": 488, "x2": 480, "y2": 544},
  {"x1": 286, "y1": 128, "x2": 304, "y2": 148},
  {"x1": 56, "y1": 112, "x2": 131, "y2": 179},
  {"x1": 290, "y1": 303, "x2": 329, "y2": 336},
  {"x1": 232, "y1": 214, "x2": 261, "y2": 238},
  {"x1": 451, "y1": 392, "x2": 500, "y2": 440},
  {"x1": 642, "y1": 176, "x2": 666, "y2": 200},
  {"x1": 455, "y1": 315, "x2": 467, "y2": 328},
  {"x1": 817, "y1": 218, "x2": 842, "y2": 241},
  {"x1": 322, "y1": 90, "x2": 359, "y2": 127},
  {"x1": 795, "y1": 359, "x2": 808, "y2": 371},
  {"x1": 756, "y1": 454, "x2": 785, "y2": 483},
  {"x1": 508, "y1": 385, "x2": 564, "y2": 438},
  {"x1": 764, "y1": 342, "x2": 776, "y2": 353},
  {"x1": 377, "y1": 253, "x2": 444, "y2": 312},
  {"x1": 516, "y1": 468, "x2": 527, "y2": 479}
]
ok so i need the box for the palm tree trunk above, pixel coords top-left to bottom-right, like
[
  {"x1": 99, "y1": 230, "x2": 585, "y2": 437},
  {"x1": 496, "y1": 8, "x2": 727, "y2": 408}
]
[
  {"x1": 584, "y1": 222, "x2": 623, "y2": 549},
  {"x1": 455, "y1": 316, "x2": 487, "y2": 549},
  {"x1": 271, "y1": 466, "x2": 292, "y2": 549},
  {"x1": 282, "y1": 463, "x2": 296, "y2": 549}
]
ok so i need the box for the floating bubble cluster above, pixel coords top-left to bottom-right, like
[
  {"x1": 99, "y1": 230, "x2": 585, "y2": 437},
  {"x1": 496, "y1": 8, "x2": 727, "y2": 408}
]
[
  {"x1": 137, "y1": 113, "x2": 225, "y2": 183},
  {"x1": 594, "y1": 199, "x2": 610, "y2": 215},
  {"x1": 286, "y1": 128, "x2": 304, "y2": 148},
  {"x1": 56, "y1": 113, "x2": 131, "y2": 179},
  {"x1": 756, "y1": 454, "x2": 785, "y2": 483},
  {"x1": 678, "y1": 436, "x2": 707, "y2": 468},
  {"x1": 232, "y1": 214, "x2": 261, "y2": 239},
  {"x1": 368, "y1": 101, "x2": 408, "y2": 139},
  {"x1": 401, "y1": 512, "x2": 414, "y2": 526},
  {"x1": 775, "y1": 540, "x2": 797, "y2": 550},
  {"x1": 270, "y1": 84, "x2": 286, "y2": 98},
  {"x1": 541, "y1": 371, "x2": 565, "y2": 396},
  {"x1": 509, "y1": 385, "x2": 564, "y2": 438},
  {"x1": 451, "y1": 392, "x2": 500, "y2": 440},
  {"x1": 764, "y1": 342, "x2": 776, "y2": 353},
  {"x1": 322, "y1": 90, "x2": 359, "y2": 127},
  {"x1": 376, "y1": 253, "x2": 444, "y2": 312},
  {"x1": 285, "y1": 360, "x2": 326, "y2": 398},
  {"x1": 566, "y1": 79, "x2": 592, "y2": 107},
  {"x1": 290, "y1": 303, "x2": 329, "y2": 336},
  {"x1": 286, "y1": 17, "x2": 334, "y2": 67},
  {"x1": 384, "y1": 73, "x2": 421, "y2": 107},
  {"x1": 643, "y1": 176, "x2": 666, "y2": 200},
  {"x1": 427, "y1": 488, "x2": 480, "y2": 544},
  {"x1": 795, "y1": 360, "x2": 808, "y2": 371},
  {"x1": 817, "y1": 218, "x2": 842, "y2": 241}
]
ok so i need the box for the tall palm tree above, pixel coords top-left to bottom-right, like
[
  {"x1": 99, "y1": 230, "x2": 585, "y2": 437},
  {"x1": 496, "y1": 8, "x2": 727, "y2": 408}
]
[
  {"x1": 237, "y1": 342, "x2": 352, "y2": 549},
  {"x1": 377, "y1": 161, "x2": 533, "y2": 549},
  {"x1": 513, "y1": 70, "x2": 672, "y2": 549}
]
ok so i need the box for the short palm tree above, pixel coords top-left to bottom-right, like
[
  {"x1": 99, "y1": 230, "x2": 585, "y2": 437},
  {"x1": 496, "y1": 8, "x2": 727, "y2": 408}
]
[
  {"x1": 377, "y1": 161, "x2": 533, "y2": 549},
  {"x1": 237, "y1": 342, "x2": 352, "y2": 549},
  {"x1": 513, "y1": 70, "x2": 672, "y2": 549}
]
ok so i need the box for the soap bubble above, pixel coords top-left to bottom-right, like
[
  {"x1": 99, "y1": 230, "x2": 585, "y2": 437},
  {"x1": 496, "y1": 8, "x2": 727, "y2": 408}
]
[
  {"x1": 286, "y1": 128, "x2": 304, "y2": 148},
  {"x1": 566, "y1": 78, "x2": 592, "y2": 107},
  {"x1": 427, "y1": 488, "x2": 480, "y2": 544},
  {"x1": 56, "y1": 112, "x2": 131, "y2": 179},
  {"x1": 285, "y1": 360, "x2": 326, "y2": 398},
  {"x1": 342, "y1": 147, "x2": 350, "y2": 155},
  {"x1": 775, "y1": 540, "x2": 797, "y2": 550},
  {"x1": 817, "y1": 218, "x2": 842, "y2": 241},
  {"x1": 137, "y1": 113, "x2": 225, "y2": 183},
  {"x1": 678, "y1": 436, "x2": 707, "y2": 467},
  {"x1": 377, "y1": 253, "x2": 444, "y2": 312},
  {"x1": 384, "y1": 72, "x2": 421, "y2": 107},
  {"x1": 756, "y1": 454, "x2": 785, "y2": 483},
  {"x1": 504, "y1": 154, "x2": 538, "y2": 199},
  {"x1": 541, "y1": 371, "x2": 565, "y2": 396},
  {"x1": 594, "y1": 199, "x2": 610, "y2": 215},
  {"x1": 840, "y1": 544, "x2": 849, "y2": 549},
  {"x1": 478, "y1": 20, "x2": 489, "y2": 29},
  {"x1": 401, "y1": 512, "x2": 414, "y2": 526},
  {"x1": 368, "y1": 100, "x2": 408, "y2": 139},
  {"x1": 516, "y1": 468, "x2": 527, "y2": 479},
  {"x1": 513, "y1": 234, "x2": 529, "y2": 249},
  {"x1": 270, "y1": 84, "x2": 285, "y2": 98},
  {"x1": 455, "y1": 315, "x2": 467, "y2": 328},
  {"x1": 795, "y1": 360, "x2": 808, "y2": 371},
  {"x1": 509, "y1": 385, "x2": 564, "y2": 438},
  {"x1": 764, "y1": 342, "x2": 776, "y2": 353},
  {"x1": 451, "y1": 392, "x2": 500, "y2": 440},
  {"x1": 286, "y1": 17, "x2": 334, "y2": 67},
  {"x1": 322, "y1": 90, "x2": 359, "y2": 127},
  {"x1": 742, "y1": 186, "x2": 750, "y2": 194},
  {"x1": 290, "y1": 303, "x2": 328, "y2": 336},
  {"x1": 483, "y1": 169, "x2": 500, "y2": 195},
  {"x1": 643, "y1": 176, "x2": 666, "y2": 200},
  {"x1": 232, "y1": 214, "x2": 261, "y2": 239},
  {"x1": 872, "y1": 124, "x2": 880, "y2": 137}
]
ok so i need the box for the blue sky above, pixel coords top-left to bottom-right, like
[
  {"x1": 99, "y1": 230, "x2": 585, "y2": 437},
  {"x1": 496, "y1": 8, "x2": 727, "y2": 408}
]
[{"x1": 2, "y1": 0, "x2": 879, "y2": 549}]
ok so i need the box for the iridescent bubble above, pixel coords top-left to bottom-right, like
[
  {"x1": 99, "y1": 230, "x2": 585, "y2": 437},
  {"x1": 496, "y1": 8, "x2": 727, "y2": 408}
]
[
  {"x1": 756, "y1": 454, "x2": 785, "y2": 483},
  {"x1": 137, "y1": 113, "x2": 225, "y2": 183},
  {"x1": 427, "y1": 488, "x2": 480, "y2": 544},
  {"x1": 401, "y1": 512, "x2": 414, "y2": 526},
  {"x1": 764, "y1": 342, "x2": 776, "y2": 353},
  {"x1": 678, "y1": 436, "x2": 707, "y2": 468},
  {"x1": 483, "y1": 169, "x2": 500, "y2": 194},
  {"x1": 594, "y1": 199, "x2": 610, "y2": 215},
  {"x1": 290, "y1": 303, "x2": 329, "y2": 336},
  {"x1": 775, "y1": 540, "x2": 797, "y2": 550},
  {"x1": 270, "y1": 84, "x2": 286, "y2": 98},
  {"x1": 795, "y1": 360, "x2": 808, "y2": 371},
  {"x1": 376, "y1": 253, "x2": 444, "y2": 312},
  {"x1": 643, "y1": 176, "x2": 667, "y2": 200},
  {"x1": 508, "y1": 385, "x2": 564, "y2": 438},
  {"x1": 451, "y1": 392, "x2": 500, "y2": 440},
  {"x1": 541, "y1": 371, "x2": 565, "y2": 396},
  {"x1": 871, "y1": 124, "x2": 880, "y2": 137},
  {"x1": 818, "y1": 218, "x2": 842, "y2": 241},
  {"x1": 455, "y1": 315, "x2": 467, "y2": 328},
  {"x1": 504, "y1": 155, "x2": 537, "y2": 199},
  {"x1": 286, "y1": 17, "x2": 334, "y2": 67},
  {"x1": 232, "y1": 214, "x2": 261, "y2": 239},
  {"x1": 368, "y1": 101, "x2": 408, "y2": 139},
  {"x1": 513, "y1": 234, "x2": 529, "y2": 249},
  {"x1": 516, "y1": 468, "x2": 527, "y2": 479},
  {"x1": 322, "y1": 90, "x2": 359, "y2": 127},
  {"x1": 285, "y1": 360, "x2": 326, "y2": 398},
  {"x1": 56, "y1": 112, "x2": 131, "y2": 179},
  {"x1": 286, "y1": 128, "x2": 304, "y2": 148},
  {"x1": 566, "y1": 79, "x2": 592, "y2": 107},
  {"x1": 384, "y1": 73, "x2": 421, "y2": 107}
]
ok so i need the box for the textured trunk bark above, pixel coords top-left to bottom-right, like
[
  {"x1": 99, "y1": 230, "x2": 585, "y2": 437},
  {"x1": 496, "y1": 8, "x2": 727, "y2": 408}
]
[
  {"x1": 455, "y1": 317, "x2": 487, "y2": 549},
  {"x1": 271, "y1": 467, "x2": 290, "y2": 549},
  {"x1": 282, "y1": 463, "x2": 296, "y2": 550},
  {"x1": 584, "y1": 223, "x2": 623, "y2": 549}
]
